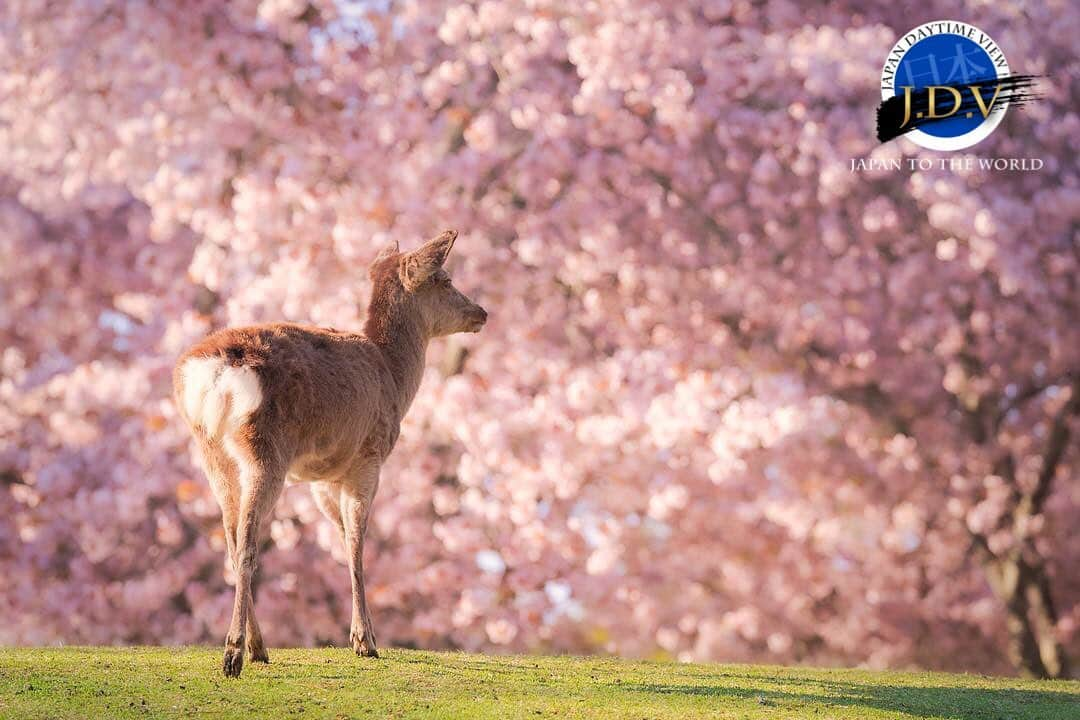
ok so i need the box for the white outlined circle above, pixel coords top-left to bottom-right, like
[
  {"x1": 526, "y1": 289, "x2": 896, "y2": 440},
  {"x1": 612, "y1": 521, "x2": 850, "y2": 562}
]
[{"x1": 880, "y1": 20, "x2": 1010, "y2": 151}]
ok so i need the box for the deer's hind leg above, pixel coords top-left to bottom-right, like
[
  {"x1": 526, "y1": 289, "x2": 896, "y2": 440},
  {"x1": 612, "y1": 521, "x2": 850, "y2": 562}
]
[
  {"x1": 311, "y1": 481, "x2": 346, "y2": 544},
  {"x1": 220, "y1": 433, "x2": 287, "y2": 678},
  {"x1": 201, "y1": 438, "x2": 271, "y2": 668}
]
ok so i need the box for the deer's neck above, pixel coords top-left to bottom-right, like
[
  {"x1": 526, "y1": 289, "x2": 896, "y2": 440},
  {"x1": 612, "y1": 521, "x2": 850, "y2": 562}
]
[{"x1": 365, "y1": 306, "x2": 429, "y2": 417}]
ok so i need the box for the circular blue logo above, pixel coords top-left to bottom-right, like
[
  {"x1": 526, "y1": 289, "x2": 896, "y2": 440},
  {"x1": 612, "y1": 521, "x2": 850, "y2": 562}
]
[
  {"x1": 894, "y1": 34, "x2": 995, "y2": 139},
  {"x1": 881, "y1": 21, "x2": 1010, "y2": 150}
]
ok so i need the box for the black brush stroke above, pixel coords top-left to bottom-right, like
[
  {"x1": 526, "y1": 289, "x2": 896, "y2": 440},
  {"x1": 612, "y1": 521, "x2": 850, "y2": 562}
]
[{"x1": 876, "y1": 74, "x2": 1042, "y2": 143}]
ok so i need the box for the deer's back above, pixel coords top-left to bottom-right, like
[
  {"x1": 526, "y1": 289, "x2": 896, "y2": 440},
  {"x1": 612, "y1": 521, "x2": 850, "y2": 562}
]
[{"x1": 174, "y1": 323, "x2": 398, "y2": 480}]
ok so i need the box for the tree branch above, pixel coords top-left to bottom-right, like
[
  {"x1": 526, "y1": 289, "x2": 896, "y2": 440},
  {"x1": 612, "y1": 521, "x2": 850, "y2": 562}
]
[{"x1": 1030, "y1": 375, "x2": 1080, "y2": 513}]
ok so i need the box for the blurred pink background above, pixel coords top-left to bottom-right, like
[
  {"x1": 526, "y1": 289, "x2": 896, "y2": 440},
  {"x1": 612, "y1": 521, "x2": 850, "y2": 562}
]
[{"x1": 1, "y1": 1, "x2": 1077, "y2": 678}]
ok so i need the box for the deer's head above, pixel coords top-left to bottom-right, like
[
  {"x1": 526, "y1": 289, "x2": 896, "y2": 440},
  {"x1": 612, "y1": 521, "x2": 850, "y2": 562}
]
[{"x1": 367, "y1": 230, "x2": 488, "y2": 340}]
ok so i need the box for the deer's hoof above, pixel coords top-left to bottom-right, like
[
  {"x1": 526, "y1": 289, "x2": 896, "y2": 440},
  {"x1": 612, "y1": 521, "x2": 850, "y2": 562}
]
[
  {"x1": 249, "y1": 647, "x2": 270, "y2": 664},
  {"x1": 223, "y1": 647, "x2": 244, "y2": 678},
  {"x1": 352, "y1": 633, "x2": 379, "y2": 658}
]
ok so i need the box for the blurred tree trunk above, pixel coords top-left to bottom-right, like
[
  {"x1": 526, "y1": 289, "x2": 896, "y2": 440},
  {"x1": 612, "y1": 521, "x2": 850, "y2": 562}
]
[
  {"x1": 976, "y1": 537, "x2": 1068, "y2": 678},
  {"x1": 973, "y1": 376, "x2": 1077, "y2": 679},
  {"x1": 824, "y1": 369, "x2": 1075, "y2": 679}
]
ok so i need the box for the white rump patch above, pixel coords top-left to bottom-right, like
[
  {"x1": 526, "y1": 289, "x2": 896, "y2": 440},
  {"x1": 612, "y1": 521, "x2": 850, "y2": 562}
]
[
  {"x1": 180, "y1": 356, "x2": 263, "y2": 439},
  {"x1": 181, "y1": 357, "x2": 223, "y2": 428}
]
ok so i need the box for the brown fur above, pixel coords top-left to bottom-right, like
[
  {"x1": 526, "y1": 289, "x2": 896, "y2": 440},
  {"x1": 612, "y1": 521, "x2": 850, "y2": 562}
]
[{"x1": 173, "y1": 230, "x2": 486, "y2": 677}]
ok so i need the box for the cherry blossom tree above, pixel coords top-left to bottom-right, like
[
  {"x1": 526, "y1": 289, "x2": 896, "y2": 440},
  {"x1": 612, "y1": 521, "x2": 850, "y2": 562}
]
[{"x1": 0, "y1": 0, "x2": 1075, "y2": 677}]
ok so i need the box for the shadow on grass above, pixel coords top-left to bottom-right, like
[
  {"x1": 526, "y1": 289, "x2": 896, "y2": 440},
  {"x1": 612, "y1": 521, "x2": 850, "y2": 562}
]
[{"x1": 618, "y1": 678, "x2": 1080, "y2": 719}]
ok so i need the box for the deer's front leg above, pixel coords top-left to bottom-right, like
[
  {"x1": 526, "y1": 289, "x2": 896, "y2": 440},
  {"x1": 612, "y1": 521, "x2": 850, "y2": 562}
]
[{"x1": 341, "y1": 469, "x2": 380, "y2": 658}]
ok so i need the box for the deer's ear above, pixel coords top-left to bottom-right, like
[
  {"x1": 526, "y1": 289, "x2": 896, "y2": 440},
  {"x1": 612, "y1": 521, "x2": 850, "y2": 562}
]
[
  {"x1": 400, "y1": 229, "x2": 457, "y2": 291},
  {"x1": 372, "y1": 239, "x2": 399, "y2": 264},
  {"x1": 368, "y1": 239, "x2": 399, "y2": 278}
]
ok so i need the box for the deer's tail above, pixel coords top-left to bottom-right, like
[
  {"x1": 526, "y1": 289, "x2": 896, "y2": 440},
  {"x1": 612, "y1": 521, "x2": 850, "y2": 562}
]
[{"x1": 177, "y1": 355, "x2": 263, "y2": 439}]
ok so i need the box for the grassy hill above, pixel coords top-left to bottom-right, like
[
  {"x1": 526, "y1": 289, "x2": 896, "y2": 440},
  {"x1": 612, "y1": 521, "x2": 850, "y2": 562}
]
[{"x1": 0, "y1": 647, "x2": 1077, "y2": 719}]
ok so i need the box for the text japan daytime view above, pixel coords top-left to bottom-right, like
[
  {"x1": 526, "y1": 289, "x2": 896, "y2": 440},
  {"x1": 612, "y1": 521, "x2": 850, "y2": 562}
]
[{"x1": 0, "y1": 3, "x2": 1077, "y2": 720}]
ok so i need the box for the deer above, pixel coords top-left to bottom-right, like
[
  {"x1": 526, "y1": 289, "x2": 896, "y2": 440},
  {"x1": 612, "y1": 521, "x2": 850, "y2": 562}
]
[{"x1": 172, "y1": 230, "x2": 486, "y2": 677}]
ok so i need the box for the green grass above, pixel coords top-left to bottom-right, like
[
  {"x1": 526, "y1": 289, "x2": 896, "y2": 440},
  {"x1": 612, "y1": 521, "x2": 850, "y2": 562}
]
[{"x1": 0, "y1": 647, "x2": 1077, "y2": 719}]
